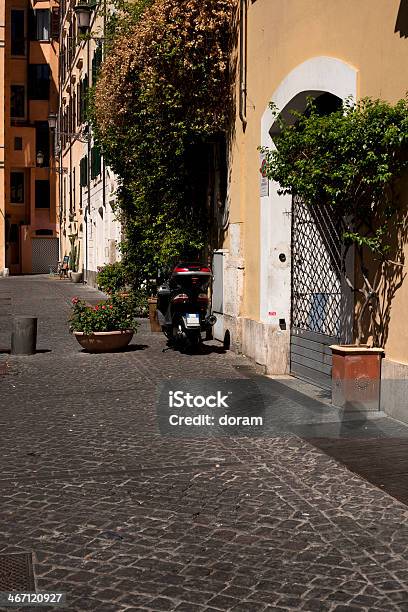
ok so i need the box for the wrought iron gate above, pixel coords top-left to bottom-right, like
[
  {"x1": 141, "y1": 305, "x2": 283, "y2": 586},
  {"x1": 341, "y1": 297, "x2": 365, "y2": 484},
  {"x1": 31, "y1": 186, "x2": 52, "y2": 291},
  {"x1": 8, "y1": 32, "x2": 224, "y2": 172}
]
[{"x1": 291, "y1": 195, "x2": 342, "y2": 388}]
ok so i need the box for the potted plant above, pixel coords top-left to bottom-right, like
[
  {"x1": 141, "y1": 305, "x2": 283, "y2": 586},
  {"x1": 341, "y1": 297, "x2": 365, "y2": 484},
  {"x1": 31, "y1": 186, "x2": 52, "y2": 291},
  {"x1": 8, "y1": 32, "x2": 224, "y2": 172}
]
[
  {"x1": 69, "y1": 234, "x2": 82, "y2": 283},
  {"x1": 262, "y1": 97, "x2": 408, "y2": 409},
  {"x1": 69, "y1": 295, "x2": 139, "y2": 352}
]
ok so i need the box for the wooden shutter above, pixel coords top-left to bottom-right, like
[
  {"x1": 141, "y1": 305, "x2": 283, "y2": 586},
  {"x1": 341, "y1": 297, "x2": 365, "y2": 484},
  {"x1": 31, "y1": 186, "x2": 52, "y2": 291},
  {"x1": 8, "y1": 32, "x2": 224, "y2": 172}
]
[{"x1": 51, "y1": 7, "x2": 60, "y2": 39}]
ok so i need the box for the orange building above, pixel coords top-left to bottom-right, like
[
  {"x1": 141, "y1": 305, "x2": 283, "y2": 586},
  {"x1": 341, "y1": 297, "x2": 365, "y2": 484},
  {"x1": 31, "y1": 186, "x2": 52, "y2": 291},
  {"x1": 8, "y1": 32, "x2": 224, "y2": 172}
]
[{"x1": 1, "y1": 0, "x2": 59, "y2": 275}]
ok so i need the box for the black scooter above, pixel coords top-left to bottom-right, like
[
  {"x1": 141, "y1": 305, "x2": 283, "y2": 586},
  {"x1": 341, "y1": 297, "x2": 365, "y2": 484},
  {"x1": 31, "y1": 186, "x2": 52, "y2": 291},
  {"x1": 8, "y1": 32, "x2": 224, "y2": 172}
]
[{"x1": 157, "y1": 262, "x2": 217, "y2": 349}]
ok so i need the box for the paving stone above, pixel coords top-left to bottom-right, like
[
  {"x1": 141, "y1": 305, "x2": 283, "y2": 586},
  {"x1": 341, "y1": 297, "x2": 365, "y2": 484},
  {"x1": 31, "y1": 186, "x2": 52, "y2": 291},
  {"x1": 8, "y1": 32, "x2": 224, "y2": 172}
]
[{"x1": 3, "y1": 276, "x2": 408, "y2": 610}]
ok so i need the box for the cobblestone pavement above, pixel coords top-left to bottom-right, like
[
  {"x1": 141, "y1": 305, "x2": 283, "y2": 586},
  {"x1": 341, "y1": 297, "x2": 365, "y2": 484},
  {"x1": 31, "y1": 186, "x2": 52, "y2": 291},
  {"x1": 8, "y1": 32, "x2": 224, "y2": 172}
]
[{"x1": 2, "y1": 276, "x2": 408, "y2": 611}]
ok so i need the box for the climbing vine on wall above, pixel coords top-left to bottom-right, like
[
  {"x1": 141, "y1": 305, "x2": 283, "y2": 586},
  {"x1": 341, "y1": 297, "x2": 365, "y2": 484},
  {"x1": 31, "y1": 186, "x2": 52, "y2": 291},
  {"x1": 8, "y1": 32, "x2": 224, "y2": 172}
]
[
  {"x1": 262, "y1": 97, "x2": 408, "y2": 345},
  {"x1": 90, "y1": 0, "x2": 237, "y2": 284}
]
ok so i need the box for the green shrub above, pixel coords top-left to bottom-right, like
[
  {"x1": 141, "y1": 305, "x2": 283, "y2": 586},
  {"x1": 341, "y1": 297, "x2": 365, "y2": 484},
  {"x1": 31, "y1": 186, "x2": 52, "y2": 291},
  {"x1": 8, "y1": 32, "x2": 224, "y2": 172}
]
[
  {"x1": 96, "y1": 262, "x2": 128, "y2": 295},
  {"x1": 261, "y1": 96, "x2": 408, "y2": 345},
  {"x1": 90, "y1": 0, "x2": 236, "y2": 282}
]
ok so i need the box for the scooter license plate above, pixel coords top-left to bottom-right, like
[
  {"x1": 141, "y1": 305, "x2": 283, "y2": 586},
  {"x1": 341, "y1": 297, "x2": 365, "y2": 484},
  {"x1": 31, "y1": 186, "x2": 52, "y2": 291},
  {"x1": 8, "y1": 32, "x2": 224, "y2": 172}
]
[{"x1": 185, "y1": 313, "x2": 200, "y2": 327}]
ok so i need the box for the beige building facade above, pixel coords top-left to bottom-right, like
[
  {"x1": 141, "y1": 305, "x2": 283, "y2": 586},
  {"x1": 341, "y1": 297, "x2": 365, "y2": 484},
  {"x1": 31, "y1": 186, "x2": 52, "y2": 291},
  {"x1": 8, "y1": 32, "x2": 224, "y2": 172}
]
[{"x1": 214, "y1": 0, "x2": 408, "y2": 415}]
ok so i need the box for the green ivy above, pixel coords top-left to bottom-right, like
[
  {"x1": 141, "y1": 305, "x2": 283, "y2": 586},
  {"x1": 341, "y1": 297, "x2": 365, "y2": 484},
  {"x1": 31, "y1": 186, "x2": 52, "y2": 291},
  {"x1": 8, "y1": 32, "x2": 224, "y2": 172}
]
[
  {"x1": 262, "y1": 97, "x2": 408, "y2": 345},
  {"x1": 89, "y1": 0, "x2": 235, "y2": 286}
]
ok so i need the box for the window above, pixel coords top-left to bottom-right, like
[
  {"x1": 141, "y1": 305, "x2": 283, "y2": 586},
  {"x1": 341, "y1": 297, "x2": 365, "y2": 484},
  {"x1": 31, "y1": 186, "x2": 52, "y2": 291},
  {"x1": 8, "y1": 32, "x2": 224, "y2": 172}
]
[
  {"x1": 92, "y1": 46, "x2": 103, "y2": 84},
  {"x1": 28, "y1": 65, "x2": 50, "y2": 100},
  {"x1": 35, "y1": 180, "x2": 50, "y2": 208},
  {"x1": 79, "y1": 76, "x2": 88, "y2": 124},
  {"x1": 72, "y1": 91, "x2": 76, "y2": 129},
  {"x1": 91, "y1": 146, "x2": 101, "y2": 179},
  {"x1": 11, "y1": 10, "x2": 25, "y2": 55},
  {"x1": 14, "y1": 137, "x2": 23, "y2": 151},
  {"x1": 9, "y1": 224, "x2": 19, "y2": 243},
  {"x1": 34, "y1": 10, "x2": 50, "y2": 41},
  {"x1": 35, "y1": 122, "x2": 50, "y2": 167},
  {"x1": 36, "y1": 229, "x2": 53, "y2": 236},
  {"x1": 11, "y1": 85, "x2": 25, "y2": 118},
  {"x1": 11, "y1": 172, "x2": 24, "y2": 203}
]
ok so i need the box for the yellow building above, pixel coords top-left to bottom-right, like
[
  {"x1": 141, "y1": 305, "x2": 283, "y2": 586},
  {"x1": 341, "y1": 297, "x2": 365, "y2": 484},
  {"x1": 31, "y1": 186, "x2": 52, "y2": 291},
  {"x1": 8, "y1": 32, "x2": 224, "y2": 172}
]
[
  {"x1": 213, "y1": 0, "x2": 408, "y2": 415},
  {"x1": 0, "y1": 0, "x2": 59, "y2": 275}
]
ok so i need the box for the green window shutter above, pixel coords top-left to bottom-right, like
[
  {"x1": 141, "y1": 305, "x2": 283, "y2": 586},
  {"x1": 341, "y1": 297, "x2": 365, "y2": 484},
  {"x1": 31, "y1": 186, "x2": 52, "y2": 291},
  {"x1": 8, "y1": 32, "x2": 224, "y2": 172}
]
[
  {"x1": 92, "y1": 46, "x2": 103, "y2": 83},
  {"x1": 79, "y1": 77, "x2": 88, "y2": 124},
  {"x1": 95, "y1": 146, "x2": 101, "y2": 177},
  {"x1": 80, "y1": 155, "x2": 88, "y2": 186},
  {"x1": 91, "y1": 146, "x2": 101, "y2": 180}
]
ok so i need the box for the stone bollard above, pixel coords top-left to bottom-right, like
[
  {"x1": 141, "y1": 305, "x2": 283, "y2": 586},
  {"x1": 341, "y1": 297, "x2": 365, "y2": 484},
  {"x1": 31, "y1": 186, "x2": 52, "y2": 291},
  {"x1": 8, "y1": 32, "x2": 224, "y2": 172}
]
[{"x1": 11, "y1": 317, "x2": 38, "y2": 355}]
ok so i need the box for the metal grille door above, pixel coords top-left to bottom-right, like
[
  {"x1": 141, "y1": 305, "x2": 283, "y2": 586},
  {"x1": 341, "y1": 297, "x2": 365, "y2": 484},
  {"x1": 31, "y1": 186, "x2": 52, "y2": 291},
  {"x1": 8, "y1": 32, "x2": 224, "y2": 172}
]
[{"x1": 291, "y1": 195, "x2": 342, "y2": 388}]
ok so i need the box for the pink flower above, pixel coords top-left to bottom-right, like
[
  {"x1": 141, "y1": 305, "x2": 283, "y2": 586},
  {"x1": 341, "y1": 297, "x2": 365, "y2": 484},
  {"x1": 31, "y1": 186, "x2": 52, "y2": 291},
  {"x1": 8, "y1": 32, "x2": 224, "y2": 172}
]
[
  {"x1": 94, "y1": 306, "x2": 99, "y2": 311},
  {"x1": 109, "y1": 305, "x2": 113, "y2": 309},
  {"x1": 72, "y1": 297, "x2": 79, "y2": 304},
  {"x1": 102, "y1": 305, "x2": 106, "y2": 310}
]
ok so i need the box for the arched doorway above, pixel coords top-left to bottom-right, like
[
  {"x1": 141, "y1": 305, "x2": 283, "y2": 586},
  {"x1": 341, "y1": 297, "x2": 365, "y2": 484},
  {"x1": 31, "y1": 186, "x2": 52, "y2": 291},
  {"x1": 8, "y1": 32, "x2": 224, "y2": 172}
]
[
  {"x1": 259, "y1": 57, "x2": 358, "y2": 384},
  {"x1": 277, "y1": 92, "x2": 345, "y2": 387}
]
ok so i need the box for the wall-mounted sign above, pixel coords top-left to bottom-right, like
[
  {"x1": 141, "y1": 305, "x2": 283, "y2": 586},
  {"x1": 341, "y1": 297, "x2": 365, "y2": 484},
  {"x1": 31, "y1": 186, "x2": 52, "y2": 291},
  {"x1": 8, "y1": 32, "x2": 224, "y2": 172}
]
[{"x1": 259, "y1": 153, "x2": 269, "y2": 197}]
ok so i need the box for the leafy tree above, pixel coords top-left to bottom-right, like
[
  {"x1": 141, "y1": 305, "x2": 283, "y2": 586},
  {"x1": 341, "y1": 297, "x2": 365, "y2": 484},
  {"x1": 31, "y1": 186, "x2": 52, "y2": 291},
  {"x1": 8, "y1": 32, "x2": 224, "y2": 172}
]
[
  {"x1": 90, "y1": 0, "x2": 236, "y2": 286},
  {"x1": 262, "y1": 97, "x2": 408, "y2": 346}
]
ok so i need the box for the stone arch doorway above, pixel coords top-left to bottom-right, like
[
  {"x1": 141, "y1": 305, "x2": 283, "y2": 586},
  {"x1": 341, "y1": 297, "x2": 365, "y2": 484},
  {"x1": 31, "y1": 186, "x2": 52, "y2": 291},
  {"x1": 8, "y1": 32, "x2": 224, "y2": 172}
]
[{"x1": 259, "y1": 57, "x2": 358, "y2": 381}]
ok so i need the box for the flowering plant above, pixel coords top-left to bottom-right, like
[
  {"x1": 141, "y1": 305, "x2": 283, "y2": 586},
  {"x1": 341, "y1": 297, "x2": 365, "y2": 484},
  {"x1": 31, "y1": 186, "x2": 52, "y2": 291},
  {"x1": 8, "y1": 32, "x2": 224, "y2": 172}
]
[{"x1": 69, "y1": 295, "x2": 139, "y2": 335}]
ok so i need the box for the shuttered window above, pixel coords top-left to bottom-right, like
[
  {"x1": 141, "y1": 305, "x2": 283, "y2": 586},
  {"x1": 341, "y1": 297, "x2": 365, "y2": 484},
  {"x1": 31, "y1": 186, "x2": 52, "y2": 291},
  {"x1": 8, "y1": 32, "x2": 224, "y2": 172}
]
[
  {"x1": 91, "y1": 146, "x2": 101, "y2": 180},
  {"x1": 80, "y1": 156, "x2": 88, "y2": 187}
]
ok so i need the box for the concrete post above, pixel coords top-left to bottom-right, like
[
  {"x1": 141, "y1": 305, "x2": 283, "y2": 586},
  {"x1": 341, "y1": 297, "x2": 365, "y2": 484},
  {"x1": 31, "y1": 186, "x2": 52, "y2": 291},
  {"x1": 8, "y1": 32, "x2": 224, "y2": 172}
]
[{"x1": 11, "y1": 317, "x2": 38, "y2": 355}]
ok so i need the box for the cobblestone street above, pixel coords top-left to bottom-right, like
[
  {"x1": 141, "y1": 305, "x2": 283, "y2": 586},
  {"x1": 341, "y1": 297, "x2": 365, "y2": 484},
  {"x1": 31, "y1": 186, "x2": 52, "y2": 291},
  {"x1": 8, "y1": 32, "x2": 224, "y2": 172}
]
[{"x1": 3, "y1": 276, "x2": 408, "y2": 611}]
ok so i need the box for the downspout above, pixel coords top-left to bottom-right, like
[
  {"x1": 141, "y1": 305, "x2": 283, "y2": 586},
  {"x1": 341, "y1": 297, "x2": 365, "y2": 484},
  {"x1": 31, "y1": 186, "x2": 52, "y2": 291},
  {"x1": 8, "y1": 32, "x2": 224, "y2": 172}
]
[
  {"x1": 85, "y1": 37, "x2": 91, "y2": 284},
  {"x1": 58, "y1": 62, "x2": 63, "y2": 262},
  {"x1": 102, "y1": 0, "x2": 106, "y2": 249},
  {"x1": 239, "y1": 0, "x2": 247, "y2": 128},
  {"x1": 57, "y1": 5, "x2": 63, "y2": 263}
]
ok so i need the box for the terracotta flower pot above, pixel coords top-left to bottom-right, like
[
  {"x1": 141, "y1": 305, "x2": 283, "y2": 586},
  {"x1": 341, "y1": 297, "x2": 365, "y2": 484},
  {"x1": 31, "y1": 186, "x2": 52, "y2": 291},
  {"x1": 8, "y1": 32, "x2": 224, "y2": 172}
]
[
  {"x1": 330, "y1": 344, "x2": 384, "y2": 411},
  {"x1": 73, "y1": 330, "x2": 134, "y2": 352}
]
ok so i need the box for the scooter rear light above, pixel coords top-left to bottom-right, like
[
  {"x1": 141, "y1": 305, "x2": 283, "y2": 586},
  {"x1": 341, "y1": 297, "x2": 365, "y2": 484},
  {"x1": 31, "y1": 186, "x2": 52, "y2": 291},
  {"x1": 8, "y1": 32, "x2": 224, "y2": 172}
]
[
  {"x1": 172, "y1": 293, "x2": 189, "y2": 304},
  {"x1": 198, "y1": 293, "x2": 209, "y2": 303}
]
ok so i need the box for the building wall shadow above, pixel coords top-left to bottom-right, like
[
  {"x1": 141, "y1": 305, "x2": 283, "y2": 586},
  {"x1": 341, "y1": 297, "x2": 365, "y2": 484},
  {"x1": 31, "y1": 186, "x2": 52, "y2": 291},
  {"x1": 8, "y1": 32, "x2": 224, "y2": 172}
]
[{"x1": 395, "y1": 0, "x2": 408, "y2": 38}]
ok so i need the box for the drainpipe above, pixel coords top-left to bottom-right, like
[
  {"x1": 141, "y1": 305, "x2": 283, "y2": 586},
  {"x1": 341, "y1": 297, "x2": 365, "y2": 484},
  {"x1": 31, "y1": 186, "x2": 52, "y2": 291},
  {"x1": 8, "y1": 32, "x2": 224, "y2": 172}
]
[
  {"x1": 239, "y1": 0, "x2": 247, "y2": 128},
  {"x1": 101, "y1": 0, "x2": 107, "y2": 262},
  {"x1": 85, "y1": 37, "x2": 91, "y2": 284},
  {"x1": 57, "y1": 5, "x2": 63, "y2": 263}
]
